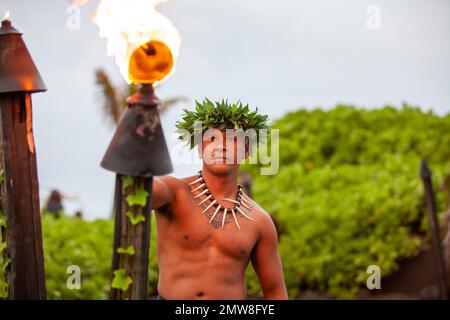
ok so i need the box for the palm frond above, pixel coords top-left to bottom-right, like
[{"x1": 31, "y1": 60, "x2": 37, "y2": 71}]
[
  {"x1": 96, "y1": 69, "x2": 188, "y2": 125},
  {"x1": 95, "y1": 69, "x2": 124, "y2": 126},
  {"x1": 159, "y1": 96, "x2": 188, "y2": 114}
]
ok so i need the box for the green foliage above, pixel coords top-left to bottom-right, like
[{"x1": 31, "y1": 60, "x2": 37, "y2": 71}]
[
  {"x1": 117, "y1": 246, "x2": 135, "y2": 256},
  {"x1": 42, "y1": 212, "x2": 160, "y2": 299},
  {"x1": 119, "y1": 177, "x2": 149, "y2": 297},
  {"x1": 126, "y1": 188, "x2": 149, "y2": 207},
  {"x1": 0, "y1": 242, "x2": 10, "y2": 298},
  {"x1": 271, "y1": 105, "x2": 450, "y2": 169},
  {"x1": 42, "y1": 214, "x2": 114, "y2": 299},
  {"x1": 0, "y1": 216, "x2": 6, "y2": 228},
  {"x1": 111, "y1": 269, "x2": 132, "y2": 292},
  {"x1": 148, "y1": 211, "x2": 159, "y2": 296},
  {"x1": 243, "y1": 104, "x2": 450, "y2": 299},
  {"x1": 0, "y1": 169, "x2": 8, "y2": 299},
  {"x1": 122, "y1": 176, "x2": 135, "y2": 190},
  {"x1": 175, "y1": 98, "x2": 269, "y2": 149},
  {"x1": 126, "y1": 211, "x2": 146, "y2": 225}
]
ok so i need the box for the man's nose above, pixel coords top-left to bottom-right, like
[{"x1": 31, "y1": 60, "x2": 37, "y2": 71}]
[{"x1": 213, "y1": 143, "x2": 227, "y2": 153}]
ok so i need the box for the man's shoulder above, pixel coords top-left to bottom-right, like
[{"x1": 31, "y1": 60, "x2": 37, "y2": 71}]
[
  {"x1": 242, "y1": 195, "x2": 275, "y2": 230},
  {"x1": 157, "y1": 174, "x2": 198, "y2": 191},
  {"x1": 243, "y1": 196, "x2": 278, "y2": 241}
]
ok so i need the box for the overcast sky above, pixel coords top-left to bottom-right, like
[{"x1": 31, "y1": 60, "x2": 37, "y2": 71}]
[{"x1": 1, "y1": 0, "x2": 449, "y2": 219}]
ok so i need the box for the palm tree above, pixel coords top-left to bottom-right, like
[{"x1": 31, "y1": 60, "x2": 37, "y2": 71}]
[{"x1": 95, "y1": 68, "x2": 187, "y2": 127}]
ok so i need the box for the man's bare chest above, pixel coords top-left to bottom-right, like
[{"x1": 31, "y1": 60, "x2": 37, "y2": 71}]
[{"x1": 156, "y1": 192, "x2": 259, "y2": 261}]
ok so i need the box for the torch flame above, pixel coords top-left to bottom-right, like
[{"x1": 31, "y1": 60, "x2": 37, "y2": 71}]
[
  {"x1": 93, "y1": 0, "x2": 180, "y2": 85},
  {"x1": 3, "y1": 10, "x2": 10, "y2": 21}
]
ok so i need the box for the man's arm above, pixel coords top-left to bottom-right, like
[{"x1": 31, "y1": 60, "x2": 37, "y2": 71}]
[
  {"x1": 251, "y1": 210, "x2": 288, "y2": 300},
  {"x1": 152, "y1": 176, "x2": 176, "y2": 210}
]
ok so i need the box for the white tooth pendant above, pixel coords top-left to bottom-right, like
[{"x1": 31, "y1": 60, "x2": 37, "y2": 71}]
[
  {"x1": 237, "y1": 206, "x2": 254, "y2": 221},
  {"x1": 189, "y1": 177, "x2": 203, "y2": 185},
  {"x1": 231, "y1": 208, "x2": 240, "y2": 230},
  {"x1": 202, "y1": 200, "x2": 217, "y2": 213},
  {"x1": 194, "y1": 189, "x2": 208, "y2": 199},
  {"x1": 240, "y1": 201, "x2": 252, "y2": 210},
  {"x1": 192, "y1": 170, "x2": 255, "y2": 229},
  {"x1": 209, "y1": 205, "x2": 222, "y2": 223},
  {"x1": 240, "y1": 194, "x2": 252, "y2": 204},
  {"x1": 223, "y1": 197, "x2": 251, "y2": 210},
  {"x1": 222, "y1": 208, "x2": 228, "y2": 229},
  {"x1": 222, "y1": 197, "x2": 238, "y2": 204},
  {"x1": 199, "y1": 194, "x2": 213, "y2": 205},
  {"x1": 229, "y1": 195, "x2": 250, "y2": 209},
  {"x1": 191, "y1": 183, "x2": 205, "y2": 192}
]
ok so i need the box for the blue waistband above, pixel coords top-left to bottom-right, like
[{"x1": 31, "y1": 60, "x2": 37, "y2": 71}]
[{"x1": 156, "y1": 293, "x2": 165, "y2": 300}]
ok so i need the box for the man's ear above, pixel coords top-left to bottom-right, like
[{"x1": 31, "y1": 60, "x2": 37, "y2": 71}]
[{"x1": 244, "y1": 143, "x2": 250, "y2": 159}]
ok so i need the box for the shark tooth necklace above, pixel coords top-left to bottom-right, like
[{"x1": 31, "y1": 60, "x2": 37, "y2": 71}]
[{"x1": 189, "y1": 170, "x2": 254, "y2": 229}]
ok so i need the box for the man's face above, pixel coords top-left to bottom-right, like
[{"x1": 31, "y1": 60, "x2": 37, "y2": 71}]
[{"x1": 198, "y1": 129, "x2": 248, "y2": 176}]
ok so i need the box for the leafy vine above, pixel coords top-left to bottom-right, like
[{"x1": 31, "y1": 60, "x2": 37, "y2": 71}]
[
  {"x1": 111, "y1": 175, "x2": 148, "y2": 296},
  {"x1": 0, "y1": 170, "x2": 10, "y2": 299}
]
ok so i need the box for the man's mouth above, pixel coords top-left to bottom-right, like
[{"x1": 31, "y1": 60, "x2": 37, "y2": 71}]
[{"x1": 213, "y1": 156, "x2": 230, "y2": 162}]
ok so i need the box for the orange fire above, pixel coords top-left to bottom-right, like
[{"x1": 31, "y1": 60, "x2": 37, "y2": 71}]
[
  {"x1": 128, "y1": 40, "x2": 174, "y2": 84},
  {"x1": 92, "y1": 0, "x2": 180, "y2": 85}
]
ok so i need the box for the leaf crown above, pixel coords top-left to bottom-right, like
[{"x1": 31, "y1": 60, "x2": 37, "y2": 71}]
[{"x1": 175, "y1": 98, "x2": 270, "y2": 149}]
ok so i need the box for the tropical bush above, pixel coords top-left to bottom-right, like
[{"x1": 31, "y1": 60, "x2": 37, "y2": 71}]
[
  {"x1": 42, "y1": 214, "x2": 113, "y2": 299},
  {"x1": 243, "y1": 104, "x2": 450, "y2": 298}
]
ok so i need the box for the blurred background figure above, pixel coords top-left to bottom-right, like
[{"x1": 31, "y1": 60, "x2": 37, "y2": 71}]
[
  {"x1": 44, "y1": 189, "x2": 64, "y2": 218},
  {"x1": 42, "y1": 188, "x2": 82, "y2": 219},
  {"x1": 74, "y1": 210, "x2": 84, "y2": 220}
]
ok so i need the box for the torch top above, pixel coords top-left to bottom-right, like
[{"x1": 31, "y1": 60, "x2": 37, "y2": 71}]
[
  {"x1": 126, "y1": 84, "x2": 160, "y2": 107},
  {"x1": 0, "y1": 19, "x2": 22, "y2": 36},
  {"x1": 0, "y1": 18, "x2": 46, "y2": 94},
  {"x1": 420, "y1": 159, "x2": 432, "y2": 180}
]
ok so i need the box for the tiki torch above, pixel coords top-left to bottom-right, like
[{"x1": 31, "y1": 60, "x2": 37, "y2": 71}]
[
  {"x1": 94, "y1": 0, "x2": 179, "y2": 299},
  {"x1": 0, "y1": 13, "x2": 46, "y2": 299},
  {"x1": 420, "y1": 160, "x2": 450, "y2": 299},
  {"x1": 101, "y1": 41, "x2": 174, "y2": 299}
]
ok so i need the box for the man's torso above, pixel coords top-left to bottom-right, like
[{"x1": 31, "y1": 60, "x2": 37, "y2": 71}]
[{"x1": 154, "y1": 175, "x2": 261, "y2": 299}]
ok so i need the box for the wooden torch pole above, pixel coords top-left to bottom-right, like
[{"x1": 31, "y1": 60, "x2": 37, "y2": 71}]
[
  {"x1": 101, "y1": 84, "x2": 172, "y2": 299},
  {"x1": 0, "y1": 18, "x2": 47, "y2": 299},
  {"x1": 421, "y1": 159, "x2": 450, "y2": 299}
]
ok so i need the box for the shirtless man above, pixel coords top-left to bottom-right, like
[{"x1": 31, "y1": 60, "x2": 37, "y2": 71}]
[{"x1": 152, "y1": 101, "x2": 288, "y2": 300}]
